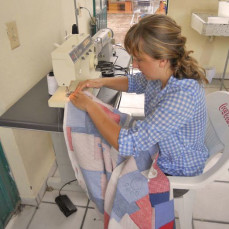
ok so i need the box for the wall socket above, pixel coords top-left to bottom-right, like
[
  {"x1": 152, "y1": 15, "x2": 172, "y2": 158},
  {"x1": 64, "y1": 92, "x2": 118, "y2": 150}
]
[{"x1": 6, "y1": 21, "x2": 20, "y2": 50}]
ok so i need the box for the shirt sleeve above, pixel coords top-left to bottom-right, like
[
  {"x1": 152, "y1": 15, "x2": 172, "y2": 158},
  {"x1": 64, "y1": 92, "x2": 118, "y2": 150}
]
[
  {"x1": 127, "y1": 72, "x2": 148, "y2": 94},
  {"x1": 118, "y1": 90, "x2": 196, "y2": 156}
]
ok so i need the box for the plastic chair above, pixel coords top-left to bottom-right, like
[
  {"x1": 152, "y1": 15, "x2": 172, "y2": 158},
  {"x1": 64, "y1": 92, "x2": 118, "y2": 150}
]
[{"x1": 168, "y1": 91, "x2": 229, "y2": 229}]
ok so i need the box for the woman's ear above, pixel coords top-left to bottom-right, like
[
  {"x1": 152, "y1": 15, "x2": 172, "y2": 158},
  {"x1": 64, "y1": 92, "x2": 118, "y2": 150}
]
[{"x1": 159, "y1": 59, "x2": 168, "y2": 68}]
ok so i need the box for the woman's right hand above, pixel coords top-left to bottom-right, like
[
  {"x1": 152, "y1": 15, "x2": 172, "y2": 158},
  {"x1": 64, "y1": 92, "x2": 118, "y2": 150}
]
[{"x1": 74, "y1": 78, "x2": 104, "y2": 94}]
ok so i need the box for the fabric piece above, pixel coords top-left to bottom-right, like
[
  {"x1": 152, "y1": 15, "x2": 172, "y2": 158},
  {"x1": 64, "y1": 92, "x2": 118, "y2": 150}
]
[{"x1": 63, "y1": 92, "x2": 175, "y2": 228}]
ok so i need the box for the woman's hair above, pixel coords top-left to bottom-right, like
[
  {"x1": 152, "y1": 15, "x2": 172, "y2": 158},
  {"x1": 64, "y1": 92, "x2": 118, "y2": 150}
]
[{"x1": 124, "y1": 14, "x2": 208, "y2": 83}]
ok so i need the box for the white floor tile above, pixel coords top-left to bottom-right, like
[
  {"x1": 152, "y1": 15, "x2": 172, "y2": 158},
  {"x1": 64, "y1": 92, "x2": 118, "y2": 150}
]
[
  {"x1": 82, "y1": 208, "x2": 104, "y2": 229},
  {"x1": 42, "y1": 189, "x2": 89, "y2": 207},
  {"x1": 28, "y1": 203, "x2": 86, "y2": 229},
  {"x1": 193, "y1": 182, "x2": 229, "y2": 222},
  {"x1": 88, "y1": 200, "x2": 96, "y2": 208},
  {"x1": 193, "y1": 220, "x2": 229, "y2": 229},
  {"x1": 5, "y1": 205, "x2": 36, "y2": 229}
]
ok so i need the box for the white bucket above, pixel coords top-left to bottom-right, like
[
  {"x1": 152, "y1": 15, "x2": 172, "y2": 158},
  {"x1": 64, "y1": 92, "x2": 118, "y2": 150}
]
[
  {"x1": 205, "y1": 67, "x2": 216, "y2": 84},
  {"x1": 218, "y1": 1, "x2": 229, "y2": 17}
]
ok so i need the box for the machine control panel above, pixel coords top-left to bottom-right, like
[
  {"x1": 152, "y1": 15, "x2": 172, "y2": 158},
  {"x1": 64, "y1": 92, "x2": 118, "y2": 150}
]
[{"x1": 69, "y1": 36, "x2": 93, "y2": 63}]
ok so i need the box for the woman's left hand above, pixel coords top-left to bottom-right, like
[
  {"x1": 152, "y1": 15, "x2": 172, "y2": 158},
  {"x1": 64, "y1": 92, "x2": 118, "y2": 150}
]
[{"x1": 69, "y1": 91, "x2": 93, "y2": 111}]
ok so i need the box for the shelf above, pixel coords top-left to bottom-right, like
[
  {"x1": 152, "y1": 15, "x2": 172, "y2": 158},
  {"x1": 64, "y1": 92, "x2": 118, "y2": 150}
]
[
  {"x1": 191, "y1": 13, "x2": 229, "y2": 36},
  {"x1": 108, "y1": 1, "x2": 132, "y2": 14}
]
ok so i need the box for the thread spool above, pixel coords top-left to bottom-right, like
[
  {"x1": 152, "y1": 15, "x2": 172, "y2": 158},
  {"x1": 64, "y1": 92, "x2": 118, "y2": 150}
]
[{"x1": 47, "y1": 71, "x2": 58, "y2": 95}]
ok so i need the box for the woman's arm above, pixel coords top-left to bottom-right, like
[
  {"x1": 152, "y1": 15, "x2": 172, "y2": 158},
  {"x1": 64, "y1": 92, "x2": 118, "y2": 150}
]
[
  {"x1": 69, "y1": 91, "x2": 121, "y2": 150},
  {"x1": 102, "y1": 76, "x2": 129, "y2": 91},
  {"x1": 75, "y1": 76, "x2": 129, "y2": 93}
]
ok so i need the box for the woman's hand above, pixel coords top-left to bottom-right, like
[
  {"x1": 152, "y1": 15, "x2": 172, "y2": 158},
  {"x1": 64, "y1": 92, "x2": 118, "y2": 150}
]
[
  {"x1": 74, "y1": 78, "x2": 104, "y2": 94},
  {"x1": 69, "y1": 91, "x2": 93, "y2": 111},
  {"x1": 69, "y1": 89, "x2": 121, "y2": 151}
]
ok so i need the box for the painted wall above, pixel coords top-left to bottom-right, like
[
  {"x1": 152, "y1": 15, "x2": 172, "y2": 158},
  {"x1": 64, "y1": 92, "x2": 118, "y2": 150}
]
[
  {"x1": 0, "y1": 0, "x2": 93, "y2": 203},
  {"x1": 168, "y1": 0, "x2": 229, "y2": 78}
]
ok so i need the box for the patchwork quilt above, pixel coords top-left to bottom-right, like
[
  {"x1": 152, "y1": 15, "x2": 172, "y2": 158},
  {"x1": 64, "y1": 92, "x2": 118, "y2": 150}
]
[{"x1": 63, "y1": 92, "x2": 175, "y2": 229}]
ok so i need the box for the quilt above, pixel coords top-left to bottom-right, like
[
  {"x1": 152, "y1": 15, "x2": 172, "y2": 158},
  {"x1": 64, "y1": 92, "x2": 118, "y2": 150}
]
[{"x1": 63, "y1": 92, "x2": 175, "y2": 229}]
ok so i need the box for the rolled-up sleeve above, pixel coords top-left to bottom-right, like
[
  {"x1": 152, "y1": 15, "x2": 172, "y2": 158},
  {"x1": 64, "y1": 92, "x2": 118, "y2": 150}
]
[{"x1": 127, "y1": 73, "x2": 148, "y2": 94}]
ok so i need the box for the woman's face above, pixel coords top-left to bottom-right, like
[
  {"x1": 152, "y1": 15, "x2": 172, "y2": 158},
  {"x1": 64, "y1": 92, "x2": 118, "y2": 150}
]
[{"x1": 132, "y1": 53, "x2": 162, "y2": 80}]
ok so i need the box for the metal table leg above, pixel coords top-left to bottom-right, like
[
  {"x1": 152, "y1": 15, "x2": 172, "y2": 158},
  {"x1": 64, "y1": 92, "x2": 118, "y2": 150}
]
[{"x1": 220, "y1": 48, "x2": 229, "y2": 90}]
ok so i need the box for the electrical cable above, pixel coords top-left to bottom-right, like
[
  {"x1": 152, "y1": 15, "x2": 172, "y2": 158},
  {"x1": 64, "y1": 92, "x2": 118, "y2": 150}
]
[
  {"x1": 96, "y1": 56, "x2": 130, "y2": 76},
  {"x1": 114, "y1": 64, "x2": 129, "y2": 74},
  {"x1": 58, "y1": 179, "x2": 77, "y2": 196},
  {"x1": 114, "y1": 44, "x2": 126, "y2": 51},
  {"x1": 80, "y1": 7, "x2": 99, "y2": 31}
]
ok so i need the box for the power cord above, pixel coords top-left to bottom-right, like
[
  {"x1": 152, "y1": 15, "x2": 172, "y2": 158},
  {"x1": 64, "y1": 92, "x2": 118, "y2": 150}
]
[
  {"x1": 58, "y1": 179, "x2": 77, "y2": 196},
  {"x1": 114, "y1": 44, "x2": 126, "y2": 51},
  {"x1": 96, "y1": 61, "x2": 129, "y2": 77},
  {"x1": 80, "y1": 7, "x2": 99, "y2": 31},
  {"x1": 114, "y1": 64, "x2": 129, "y2": 74}
]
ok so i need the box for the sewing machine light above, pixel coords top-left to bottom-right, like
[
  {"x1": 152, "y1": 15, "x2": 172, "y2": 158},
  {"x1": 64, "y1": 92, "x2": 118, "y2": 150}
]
[{"x1": 93, "y1": 29, "x2": 114, "y2": 62}]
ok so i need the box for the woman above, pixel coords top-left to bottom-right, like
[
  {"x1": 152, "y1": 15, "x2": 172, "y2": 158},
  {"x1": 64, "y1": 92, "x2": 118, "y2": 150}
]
[{"x1": 69, "y1": 14, "x2": 209, "y2": 177}]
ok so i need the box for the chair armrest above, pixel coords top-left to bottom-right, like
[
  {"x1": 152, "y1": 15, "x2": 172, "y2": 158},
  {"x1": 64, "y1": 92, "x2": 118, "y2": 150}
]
[{"x1": 168, "y1": 146, "x2": 229, "y2": 190}]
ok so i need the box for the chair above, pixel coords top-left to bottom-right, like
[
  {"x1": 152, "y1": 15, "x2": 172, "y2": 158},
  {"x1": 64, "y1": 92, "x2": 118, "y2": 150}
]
[{"x1": 168, "y1": 91, "x2": 229, "y2": 229}]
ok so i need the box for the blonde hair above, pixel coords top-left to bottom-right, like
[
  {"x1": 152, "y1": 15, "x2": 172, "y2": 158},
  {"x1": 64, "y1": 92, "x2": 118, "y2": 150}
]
[{"x1": 124, "y1": 14, "x2": 208, "y2": 83}]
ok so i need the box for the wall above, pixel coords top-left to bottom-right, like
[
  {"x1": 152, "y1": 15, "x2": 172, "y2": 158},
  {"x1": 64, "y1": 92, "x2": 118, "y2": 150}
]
[
  {"x1": 0, "y1": 0, "x2": 93, "y2": 203},
  {"x1": 168, "y1": 0, "x2": 229, "y2": 78},
  {"x1": 61, "y1": 0, "x2": 93, "y2": 35}
]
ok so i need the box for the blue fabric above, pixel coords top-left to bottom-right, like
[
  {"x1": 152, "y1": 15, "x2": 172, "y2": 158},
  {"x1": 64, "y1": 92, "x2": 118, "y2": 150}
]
[
  {"x1": 111, "y1": 189, "x2": 140, "y2": 221},
  {"x1": 155, "y1": 200, "x2": 175, "y2": 229},
  {"x1": 118, "y1": 74, "x2": 209, "y2": 176},
  {"x1": 118, "y1": 171, "x2": 149, "y2": 203},
  {"x1": 149, "y1": 192, "x2": 170, "y2": 206}
]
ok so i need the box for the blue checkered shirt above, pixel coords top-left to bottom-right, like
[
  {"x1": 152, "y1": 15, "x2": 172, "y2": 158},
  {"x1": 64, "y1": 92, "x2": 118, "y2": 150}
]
[{"x1": 118, "y1": 73, "x2": 209, "y2": 176}]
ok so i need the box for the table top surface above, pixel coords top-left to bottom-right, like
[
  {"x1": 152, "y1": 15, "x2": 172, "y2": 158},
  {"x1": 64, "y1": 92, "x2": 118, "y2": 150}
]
[{"x1": 0, "y1": 48, "x2": 130, "y2": 132}]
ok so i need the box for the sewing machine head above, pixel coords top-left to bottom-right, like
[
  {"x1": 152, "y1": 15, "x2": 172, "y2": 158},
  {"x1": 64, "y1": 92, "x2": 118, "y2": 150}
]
[
  {"x1": 93, "y1": 28, "x2": 114, "y2": 62},
  {"x1": 51, "y1": 33, "x2": 100, "y2": 90},
  {"x1": 48, "y1": 30, "x2": 113, "y2": 108}
]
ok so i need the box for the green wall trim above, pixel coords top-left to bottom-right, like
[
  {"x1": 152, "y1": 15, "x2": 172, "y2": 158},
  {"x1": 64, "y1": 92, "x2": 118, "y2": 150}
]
[{"x1": 0, "y1": 142, "x2": 20, "y2": 227}]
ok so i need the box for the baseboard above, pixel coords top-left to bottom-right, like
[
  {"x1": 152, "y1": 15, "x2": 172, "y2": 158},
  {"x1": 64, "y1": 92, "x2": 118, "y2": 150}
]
[
  {"x1": 47, "y1": 175, "x2": 83, "y2": 192},
  {"x1": 214, "y1": 72, "x2": 229, "y2": 79},
  {"x1": 20, "y1": 161, "x2": 57, "y2": 206}
]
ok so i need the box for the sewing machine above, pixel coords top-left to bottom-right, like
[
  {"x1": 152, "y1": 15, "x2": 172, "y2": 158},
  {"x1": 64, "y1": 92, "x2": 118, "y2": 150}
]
[{"x1": 48, "y1": 29, "x2": 114, "y2": 108}]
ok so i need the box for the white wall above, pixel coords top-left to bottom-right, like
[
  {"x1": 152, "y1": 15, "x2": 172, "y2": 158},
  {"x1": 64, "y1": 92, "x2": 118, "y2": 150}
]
[
  {"x1": 168, "y1": 0, "x2": 229, "y2": 78},
  {"x1": 0, "y1": 0, "x2": 93, "y2": 203},
  {"x1": 61, "y1": 0, "x2": 93, "y2": 35}
]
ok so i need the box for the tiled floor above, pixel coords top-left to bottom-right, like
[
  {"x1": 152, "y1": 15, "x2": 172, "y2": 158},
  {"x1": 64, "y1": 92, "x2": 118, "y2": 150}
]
[{"x1": 5, "y1": 14, "x2": 229, "y2": 229}]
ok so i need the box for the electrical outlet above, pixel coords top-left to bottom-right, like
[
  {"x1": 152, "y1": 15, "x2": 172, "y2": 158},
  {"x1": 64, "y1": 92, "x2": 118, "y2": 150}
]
[{"x1": 6, "y1": 21, "x2": 20, "y2": 50}]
